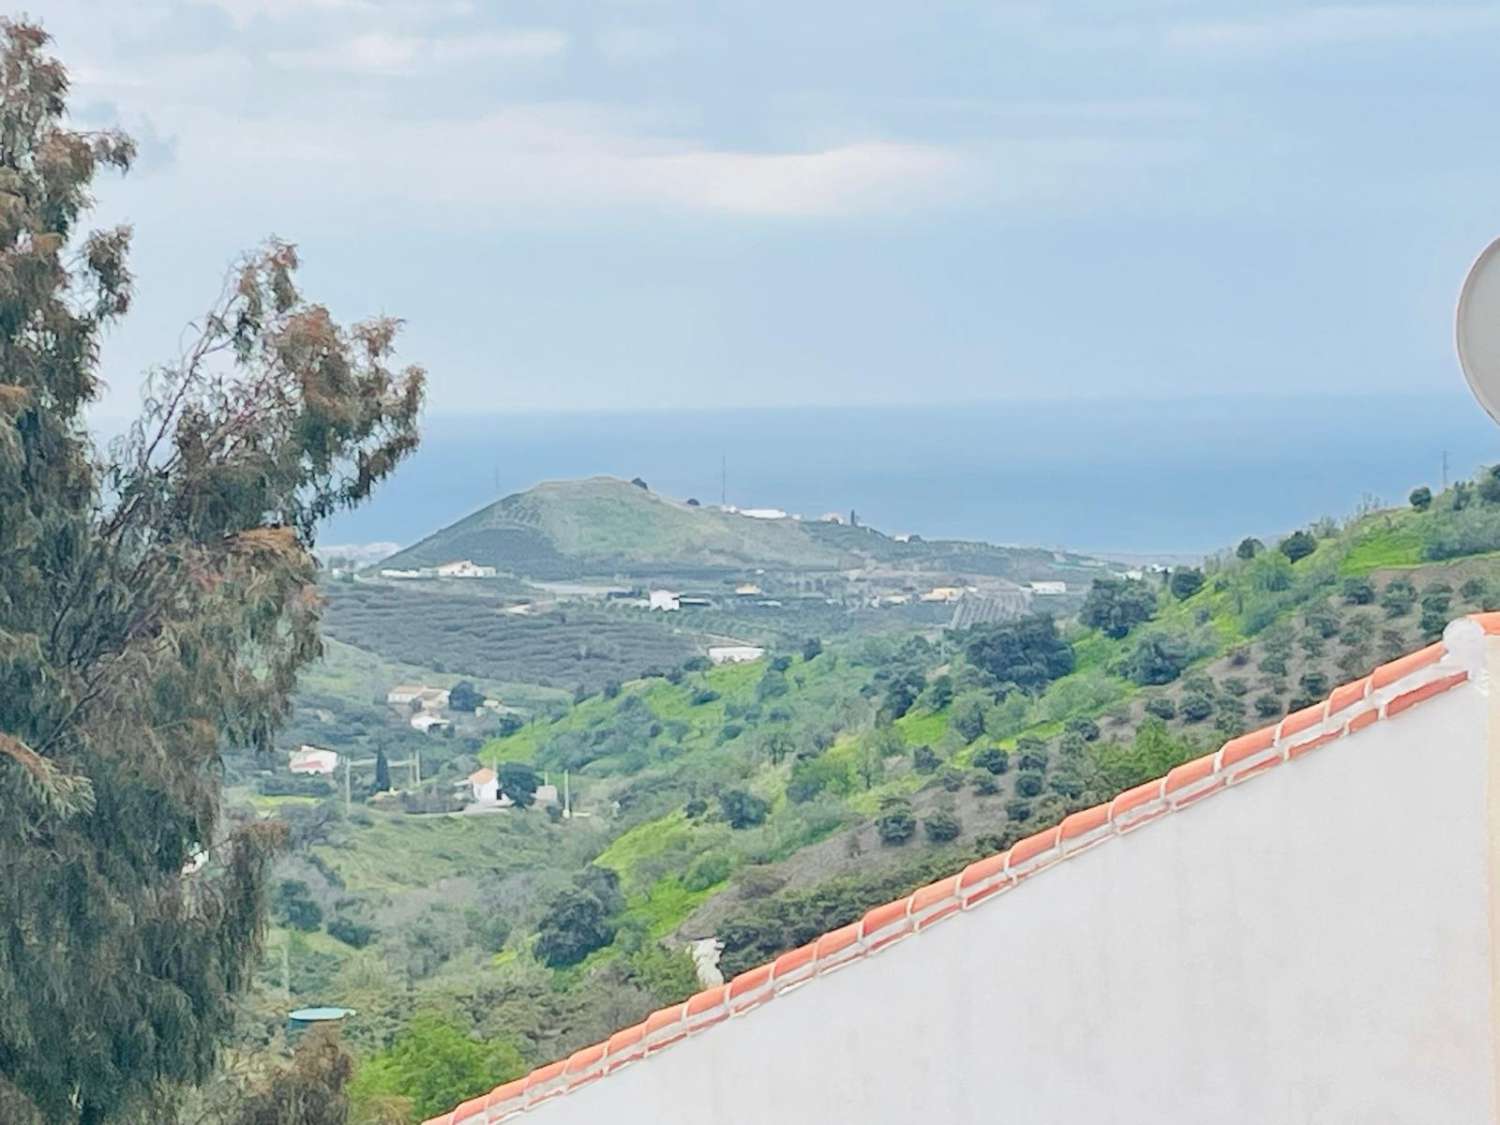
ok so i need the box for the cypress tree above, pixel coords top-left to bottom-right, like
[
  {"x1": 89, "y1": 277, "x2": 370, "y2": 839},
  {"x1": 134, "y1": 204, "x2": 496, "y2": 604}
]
[{"x1": 0, "y1": 22, "x2": 424, "y2": 1122}]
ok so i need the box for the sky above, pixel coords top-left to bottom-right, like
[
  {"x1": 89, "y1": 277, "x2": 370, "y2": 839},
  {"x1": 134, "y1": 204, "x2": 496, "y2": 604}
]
[{"x1": 37, "y1": 0, "x2": 1500, "y2": 419}]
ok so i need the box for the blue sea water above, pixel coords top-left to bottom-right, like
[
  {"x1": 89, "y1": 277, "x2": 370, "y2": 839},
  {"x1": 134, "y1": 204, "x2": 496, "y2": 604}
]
[{"x1": 321, "y1": 394, "x2": 1500, "y2": 559}]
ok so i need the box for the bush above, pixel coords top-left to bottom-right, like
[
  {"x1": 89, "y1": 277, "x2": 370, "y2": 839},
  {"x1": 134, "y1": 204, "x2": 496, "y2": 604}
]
[
  {"x1": 1227, "y1": 645, "x2": 1250, "y2": 667},
  {"x1": 1462, "y1": 576, "x2": 1489, "y2": 601},
  {"x1": 1410, "y1": 486, "x2": 1432, "y2": 511},
  {"x1": 1017, "y1": 747, "x2": 1049, "y2": 773},
  {"x1": 1299, "y1": 671, "x2": 1330, "y2": 698},
  {"x1": 972, "y1": 746, "x2": 1009, "y2": 775},
  {"x1": 802, "y1": 637, "x2": 823, "y2": 661},
  {"x1": 1065, "y1": 716, "x2": 1100, "y2": 742},
  {"x1": 923, "y1": 811, "x2": 962, "y2": 843},
  {"x1": 690, "y1": 688, "x2": 720, "y2": 706},
  {"x1": 683, "y1": 852, "x2": 734, "y2": 892},
  {"x1": 1180, "y1": 693, "x2": 1213, "y2": 722},
  {"x1": 719, "y1": 789, "x2": 770, "y2": 829},
  {"x1": 1080, "y1": 577, "x2": 1158, "y2": 639},
  {"x1": 273, "y1": 880, "x2": 323, "y2": 932},
  {"x1": 603, "y1": 680, "x2": 622, "y2": 699},
  {"x1": 950, "y1": 695, "x2": 989, "y2": 742},
  {"x1": 327, "y1": 914, "x2": 376, "y2": 949},
  {"x1": 1221, "y1": 676, "x2": 1249, "y2": 697},
  {"x1": 535, "y1": 889, "x2": 616, "y2": 967},
  {"x1": 1236, "y1": 537, "x2": 1264, "y2": 560},
  {"x1": 1014, "y1": 772, "x2": 1044, "y2": 798},
  {"x1": 875, "y1": 800, "x2": 917, "y2": 846},
  {"x1": 1127, "y1": 631, "x2": 1192, "y2": 685},
  {"x1": 1258, "y1": 653, "x2": 1287, "y2": 675},
  {"x1": 1253, "y1": 693, "x2": 1282, "y2": 718},
  {"x1": 1004, "y1": 799, "x2": 1032, "y2": 821},
  {"x1": 938, "y1": 768, "x2": 965, "y2": 793},
  {"x1": 1342, "y1": 577, "x2": 1375, "y2": 605},
  {"x1": 1168, "y1": 567, "x2": 1205, "y2": 600},
  {"x1": 1381, "y1": 579, "x2": 1416, "y2": 617},
  {"x1": 1144, "y1": 696, "x2": 1177, "y2": 720},
  {"x1": 1420, "y1": 608, "x2": 1448, "y2": 640},
  {"x1": 1279, "y1": 530, "x2": 1317, "y2": 563},
  {"x1": 971, "y1": 772, "x2": 1000, "y2": 796},
  {"x1": 1480, "y1": 466, "x2": 1500, "y2": 505},
  {"x1": 911, "y1": 744, "x2": 941, "y2": 773}
]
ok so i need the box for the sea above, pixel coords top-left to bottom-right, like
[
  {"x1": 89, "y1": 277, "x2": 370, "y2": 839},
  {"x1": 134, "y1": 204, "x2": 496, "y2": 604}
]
[{"x1": 319, "y1": 393, "x2": 1500, "y2": 562}]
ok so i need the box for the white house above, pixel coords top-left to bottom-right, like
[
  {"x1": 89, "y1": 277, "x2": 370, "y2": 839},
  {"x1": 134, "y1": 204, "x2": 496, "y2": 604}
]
[
  {"x1": 289, "y1": 746, "x2": 339, "y2": 775},
  {"x1": 378, "y1": 568, "x2": 425, "y2": 579},
  {"x1": 739, "y1": 508, "x2": 787, "y2": 520},
  {"x1": 467, "y1": 767, "x2": 500, "y2": 803},
  {"x1": 1028, "y1": 580, "x2": 1067, "y2": 596},
  {"x1": 919, "y1": 586, "x2": 965, "y2": 603},
  {"x1": 386, "y1": 684, "x2": 425, "y2": 706},
  {"x1": 426, "y1": 614, "x2": 1500, "y2": 1125},
  {"x1": 708, "y1": 645, "x2": 765, "y2": 665},
  {"x1": 436, "y1": 559, "x2": 498, "y2": 579},
  {"x1": 416, "y1": 687, "x2": 450, "y2": 711},
  {"x1": 410, "y1": 712, "x2": 451, "y2": 734},
  {"x1": 818, "y1": 512, "x2": 844, "y2": 524},
  {"x1": 734, "y1": 583, "x2": 764, "y2": 597},
  {"x1": 648, "y1": 590, "x2": 681, "y2": 612}
]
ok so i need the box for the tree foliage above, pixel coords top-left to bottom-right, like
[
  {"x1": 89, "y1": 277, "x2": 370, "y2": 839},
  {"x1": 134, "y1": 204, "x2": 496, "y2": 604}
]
[
  {"x1": 1279, "y1": 530, "x2": 1318, "y2": 563},
  {"x1": 960, "y1": 615, "x2": 1075, "y2": 692},
  {"x1": 0, "y1": 24, "x2": 423, "y2": 1122},
  {"x1": 1079, "y1": 577, "x2": 1157, "y2": 638},
  {"x1": 347, "y1": 1014, "x2": 523, "y2": 1123}
]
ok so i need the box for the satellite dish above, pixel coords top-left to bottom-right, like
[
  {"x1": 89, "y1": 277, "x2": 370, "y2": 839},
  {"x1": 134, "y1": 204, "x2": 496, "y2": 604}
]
[{"x1": 1456, "y1": 237, "x2": 1500, "y2": 424}]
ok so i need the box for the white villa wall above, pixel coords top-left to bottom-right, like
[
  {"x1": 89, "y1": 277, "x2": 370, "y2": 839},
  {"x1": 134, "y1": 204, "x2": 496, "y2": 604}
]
[{"x1": 525, "y1": 681, "x2": 1496, "y2": 1124}]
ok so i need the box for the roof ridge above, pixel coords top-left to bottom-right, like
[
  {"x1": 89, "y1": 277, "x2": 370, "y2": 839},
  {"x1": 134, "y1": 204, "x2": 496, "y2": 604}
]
[{"x1": 424, "y1": 613, "x2": 1500, "y2": 1125}]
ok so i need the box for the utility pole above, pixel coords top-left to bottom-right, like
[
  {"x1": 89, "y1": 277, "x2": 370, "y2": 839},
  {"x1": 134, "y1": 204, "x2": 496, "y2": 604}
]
[
  {"x1": 563, "y1": 769, "x2": 571, "y2": 819},
  {"x1": 343, "y1": 756, "x2": 351, "y2": 818}
]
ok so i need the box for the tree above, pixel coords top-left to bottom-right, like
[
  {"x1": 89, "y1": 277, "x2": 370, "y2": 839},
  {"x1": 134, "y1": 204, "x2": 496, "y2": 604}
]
[
  {"x1": 273, "y1": 880, "x2": 324, "y2": 932},
  {"x1": 498, "y1": 761, "x2": 539, "y2": 808},
  {"x1": 630, "y1": 476, "x2": 649, "y2": 490},
  {"x1": 961, "y1": 616, "x2": 1076, "y2": 691},
  {"x1": 1180, "y1": 693, "x2": 1214, "y2": 722},
  {"x1": 875, "y1": 798, "x2": 916, "y2": 845},
  {"x1": 912, "y1": 745, "x2": 941, "y2": 773},
  {"x1": 923, "y1": 810, "x2": 962, "y2": 843},
  {"x1": 1168, "y1": 567, "x2": 1205, "y2": 600},
  {"x1": 1480, "y1": 466, "x2": 1500, "y2": 505},
  {"x1": 535, "y1": 889, "x2": 616, "y2": 967},
  {"x1": 1409, "y1": 486, "x2": 1433, "y2": 511},
  {"x1": 0, "y1": 25, "x2": 424, "y2": 1123},
  {"x1": 1279, "y1": 530, "x2": 1317, "y2": 563},
  {"x1": 448, "y1": 680, "x2": 484, "y2": 712},
  {"x1": 972, "y1": 747, "x2": 1009, "y2": 775},
  {"x1": 227, "y1": 1027, "x2": 353, "y2": 1125},
  {"x1": 1126, "y1": 631, "x2": 1192, "y2": 685},
  {"x1": 951, "y1": 695, "x2": 989, "y2": 742},
  {"x1": 1015, "y1": 772, "x2": 1044, "y2": 798},
  {"x1": 373, "y1": 747, "x2": 391, "y2": 793},
  {"x1": 801, "y1": 637, "x2": 823, "y2": 662},
  {"x1": 347, "y1": 1014, "x2": 524, "y2": 1123},
  {"x1": 1342, "y1": 577, "x2": 1375, "y2": 605},
  {"x1": 1235, "y1": 537, "x2": 1264, "y2": 560},
  {"x1": 1079, "y1": 577, "x2": 1158, "y2": 638},
  {"x1": 1144, "y1": 696, "x2": 1177, "y2": 720},
  {"x1": 719, "y1": 788, "x2": 770, "y2": 829}
]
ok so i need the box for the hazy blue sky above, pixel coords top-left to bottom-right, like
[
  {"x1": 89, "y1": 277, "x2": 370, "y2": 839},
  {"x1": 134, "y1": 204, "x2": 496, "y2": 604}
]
[{"x1": 42, "y1": 1, "x2": 1500, "y2": 418}]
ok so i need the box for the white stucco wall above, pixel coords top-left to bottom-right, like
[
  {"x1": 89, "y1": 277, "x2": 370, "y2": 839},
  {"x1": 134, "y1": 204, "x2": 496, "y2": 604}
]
[{"x1": 527, "y1": 681, "x2": 1496, "y2": 1124}]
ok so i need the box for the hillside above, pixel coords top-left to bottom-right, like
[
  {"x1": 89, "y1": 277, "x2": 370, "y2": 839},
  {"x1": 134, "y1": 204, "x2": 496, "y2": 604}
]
[
  {"x1": 376, "y1": 476, "x2": 1112, "y2": 584},
  {"x1": 242, "y1": 475, "x2": 1500, "y2": 1122}
]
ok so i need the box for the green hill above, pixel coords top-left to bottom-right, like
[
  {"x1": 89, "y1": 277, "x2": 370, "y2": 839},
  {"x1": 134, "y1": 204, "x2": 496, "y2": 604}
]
[{"x1": 377, "y1": 476, "x2": 1112, "y2": 583}]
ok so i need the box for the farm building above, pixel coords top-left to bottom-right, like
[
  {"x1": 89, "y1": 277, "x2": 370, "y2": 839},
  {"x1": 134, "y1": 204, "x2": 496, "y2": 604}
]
[
  {"x1": 410, "y1": 713, "x2": 452, "y2": 734},
  {"x1": 707, "y1": 645, "x2": 765, "y2": 665},
  {"x1": 648, "y1": 590, "x2": 680, "y2": 612},
  {"x1": 467, "y1": 768, "x2": 499, "y2": 803},
  {"x1": 436, "y1": 559, "x2": 498, "y2": 578},
  {"x1": 1028, "y1": 580, "x2": 1067, "y2": 595},
  {"x1": 288, "y1": 746, "x2": 338, "y2": 775}
]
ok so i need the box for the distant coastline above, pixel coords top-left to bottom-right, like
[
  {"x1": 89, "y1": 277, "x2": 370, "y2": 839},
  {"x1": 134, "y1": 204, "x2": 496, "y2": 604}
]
[{"x1": 318, "y1": 393, "x2": 1499, "y2": 559}]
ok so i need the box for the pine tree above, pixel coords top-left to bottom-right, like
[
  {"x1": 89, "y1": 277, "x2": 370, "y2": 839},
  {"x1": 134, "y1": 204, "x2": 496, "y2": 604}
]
[
  {"x1": 0, "y1": 22, "x2": 424, "y2": 1123},
  {"x1": 374, "y1": 748, "x2": 391, "y2": 793}
]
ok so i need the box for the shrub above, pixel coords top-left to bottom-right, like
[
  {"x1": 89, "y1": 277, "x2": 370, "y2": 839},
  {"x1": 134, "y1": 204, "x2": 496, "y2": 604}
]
[
  {"x1": 1462, "y1": 576, "x2": 1489, "y2": 601},
  {"x1": 683, "y1": 852, "x2": 733, "y2": 892},
  {"x1": 1180, "y1": 693, "x2": 1213, "y2": 722},
  {"x1": 1279, "y1": 530, "x2": 1317, "y2": 563},
  {"x1": 802, "y1": 637, "x2": 823, "y2": 661},
  {"x1": 273, "y1": 880, "x2": 323, "y2": 932},
  {"x1": 1144, "y1": 696, "x2": 1177, "y2": 720},
  {"x1": 1127, "y1": 631, "x2": 1192, "y2": 685},
  {"x1": 1236, "y1": 537, "x2": 1264, "y2": 560},
  {"x1": 950, "y1": 695, "x2": 988, "y2": 742},
  {"x1": 603, "y1": 680, "x2": 622, "y2": 699},
  {"x1": 1004, "y1": 799, "x2": 1032, "y2": 821},
  {"x1": 875, "y1": 801, "x2": 917, "y2": 846},
  {"x1": 923, "y1": 811, "x2": 962, "y2": 843},
  {"x1": 1017, "y1": 747, "x2": 1049, "y2": 773},
  {"x1": 1420, "y1": 608, "x2": 1448, "y2": 640},
  {"x1": 1014, "y1": 772, "x2": 1044, "y2": 798},
  {"x1": 1299, "y1": 671, "x2": 1330, "y2": 698},
  {"x1": 691, "y1": 688, "x2": 720, "y2": 706},
  {"x1": 719, "y1": 789, "x2": 770, "y2": 829},
  {"x1": 1227, "y1": 645, "x2": 1250, "y2": 667},
  {"x1": 1342, "y1": 577, "x2": 1375, "y2": 605},
  {"x1": 1080, "y1": 577, "x2": 1158, "y2": 639},
  {"x1": 912, "y1": 745, "x2": 941, "y2": 773},
  {"x1": 972, "y1": 746, "x2": 1009, "y2": 775},
  {"x1": 327, "y1": 914, "x2": 376, "y2": 949},
  {"x1": 1258, "y1": 653, "x2": 1287, "y2": 675},
  {"x1": 938, "y1": 767, "x2": 965, "y2": 792},
  {"x1": 1065, "y1": 716, "x2": 1100, "y2": 742},
  {"x1": 535, "y1": 890, "x2": 615, "y2": 967},
  {"x1": 1221, "y1": 676, "x2": 1249, "y2": 697},
  {"x1": 971, "y1": 772, "x2": 1000, "y2": 796},
  {"x1": 1381, "y1": 579, "x2": 1416, "y2": 617},
  {"x1": 1410, "y1": 486, "x2": 1432, "y2": 511},
  {"x1": 1169, "y1": 567, "x2": 1205, "y2": 600},
  {"x1": 684, "y1": 797, "x2": 708, "y2": 818},
  {"x1": 1253, "y1": 693, "x2": 1282, "y2": 718}
]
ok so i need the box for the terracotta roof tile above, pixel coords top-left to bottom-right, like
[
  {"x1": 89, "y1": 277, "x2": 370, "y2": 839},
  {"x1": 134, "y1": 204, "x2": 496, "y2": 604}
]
[{"x1": 427, "y1": 615, "x2": 1489, "y2": 1124}]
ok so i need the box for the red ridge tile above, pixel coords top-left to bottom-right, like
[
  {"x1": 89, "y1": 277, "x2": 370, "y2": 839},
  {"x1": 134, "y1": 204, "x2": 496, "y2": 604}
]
[{"x1": 1371, "y1": 642, "x2": 1445, "y2": 690}]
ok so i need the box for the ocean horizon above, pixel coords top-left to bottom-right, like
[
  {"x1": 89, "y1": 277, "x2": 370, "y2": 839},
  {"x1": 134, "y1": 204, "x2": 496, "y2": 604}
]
[{"x1": 318, "y1": 393, "x2": 1500, "y2": 561}]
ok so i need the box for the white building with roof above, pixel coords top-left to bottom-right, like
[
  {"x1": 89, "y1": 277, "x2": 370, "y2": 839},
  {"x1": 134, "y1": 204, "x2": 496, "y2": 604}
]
[
  {"x1": 436, "y1": 559, "x2": 497, "y2": 578},
  {"x1": 288, "y1": 746, "x2": 338, "y2": 775},
  {"x1": 425, "y1": 614, "x2": 1500, "y2": 1125}
]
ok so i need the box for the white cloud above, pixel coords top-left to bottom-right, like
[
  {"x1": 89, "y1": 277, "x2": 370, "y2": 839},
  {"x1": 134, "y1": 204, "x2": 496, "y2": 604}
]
[
  {"x1": 269, "y1": 28, "x2": 569, "y2": 75},
  {"x1": 1167, "y1": 4, "x2": 1500, "y2": 51}
]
